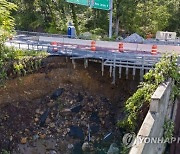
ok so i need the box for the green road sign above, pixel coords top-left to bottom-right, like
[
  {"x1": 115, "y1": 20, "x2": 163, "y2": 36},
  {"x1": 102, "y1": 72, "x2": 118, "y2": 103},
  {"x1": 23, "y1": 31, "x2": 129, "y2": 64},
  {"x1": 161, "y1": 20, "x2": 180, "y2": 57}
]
[
  {"x1": 66, "y1": 0, "x2": 89, "y2": 6},
  {"x1": 92, "y1": 0, "x2": 110, "y2": 10}
]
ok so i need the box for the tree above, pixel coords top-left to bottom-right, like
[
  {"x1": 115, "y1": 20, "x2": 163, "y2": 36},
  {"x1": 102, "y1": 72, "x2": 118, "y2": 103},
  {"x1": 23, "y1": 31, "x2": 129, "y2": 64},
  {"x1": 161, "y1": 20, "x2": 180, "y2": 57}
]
[{"x1": 0, "y1": 0, "x2": 17, "y2": 44}]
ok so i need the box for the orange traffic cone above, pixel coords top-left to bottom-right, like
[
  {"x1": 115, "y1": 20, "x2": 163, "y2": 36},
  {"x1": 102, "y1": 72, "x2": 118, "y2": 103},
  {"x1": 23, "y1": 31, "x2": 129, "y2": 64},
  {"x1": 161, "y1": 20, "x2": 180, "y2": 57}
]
[
  {"x1": 151, "y1": 45, "x2": 157, "y2": 55},
  {"x1": 91, "y1": 41, "x2": 96, "y2": 51},
  {"x1": 119, "y1": 43, "x2": 124, "y2": 52},
  {"x1": 51, "y1": 42, "x2": 58, "y2": 46}
]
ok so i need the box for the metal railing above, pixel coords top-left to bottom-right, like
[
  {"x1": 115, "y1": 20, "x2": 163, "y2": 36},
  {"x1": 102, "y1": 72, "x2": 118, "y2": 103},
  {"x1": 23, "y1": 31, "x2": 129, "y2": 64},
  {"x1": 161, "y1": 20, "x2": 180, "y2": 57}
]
[{"x1": 16, "y1": 30, "x2": 73, "y2": 39}]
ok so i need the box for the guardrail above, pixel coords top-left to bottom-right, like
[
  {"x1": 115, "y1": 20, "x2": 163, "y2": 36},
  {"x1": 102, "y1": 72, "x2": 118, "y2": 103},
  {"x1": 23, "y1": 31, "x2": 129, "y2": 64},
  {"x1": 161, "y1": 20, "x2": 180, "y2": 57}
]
[
  {"x1": 16, "y1": 30, "x2": 180, "y2": 46},
  {"x1": 6, "y1": 40, "x2": 180, "y2": 83},
  {"x1": 16, "y1": 30, "x2": 72, "y2": 38}
]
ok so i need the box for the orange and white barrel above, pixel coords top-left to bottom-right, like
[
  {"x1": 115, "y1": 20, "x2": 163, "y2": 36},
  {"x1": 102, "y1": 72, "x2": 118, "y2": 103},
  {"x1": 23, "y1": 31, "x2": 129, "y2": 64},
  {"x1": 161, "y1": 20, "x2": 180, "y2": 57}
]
[
  {"x1": 91, "y1": 41, "x2": 96, "y2": 51},
  {"x1": 151, "y1": 45, "x2": 157, "y2": 55},
  {"x1": 119, "y1": 43, "x2": 124, "y2": 52}
]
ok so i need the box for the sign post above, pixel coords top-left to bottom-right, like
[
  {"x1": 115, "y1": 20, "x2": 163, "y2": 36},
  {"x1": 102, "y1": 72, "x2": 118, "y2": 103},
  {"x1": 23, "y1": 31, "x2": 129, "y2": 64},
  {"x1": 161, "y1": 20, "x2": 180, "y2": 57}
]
[
  {"x1": 66, "y1": 0, "x2": 113, "y2": 38},
  {"x1": 109, "y1": 0, "x2": 113, "y2": 38}
]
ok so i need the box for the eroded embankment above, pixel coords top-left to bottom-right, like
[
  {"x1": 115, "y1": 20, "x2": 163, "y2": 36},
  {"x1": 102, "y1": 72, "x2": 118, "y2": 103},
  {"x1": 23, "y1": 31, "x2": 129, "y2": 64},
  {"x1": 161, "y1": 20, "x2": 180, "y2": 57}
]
[
  {"x1": 0, "y1": 56, "x2": 140, "y2": 153},
  {"x1": 0, "y1": 56, "x2": 140, "y2": 104}
]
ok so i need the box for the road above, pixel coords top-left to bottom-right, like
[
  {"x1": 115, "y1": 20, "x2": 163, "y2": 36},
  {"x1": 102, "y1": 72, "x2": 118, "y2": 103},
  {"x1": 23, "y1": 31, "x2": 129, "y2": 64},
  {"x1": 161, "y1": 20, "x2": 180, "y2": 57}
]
[{"x1": 12, "y1": 31, "x2": 180, "y2": 54}]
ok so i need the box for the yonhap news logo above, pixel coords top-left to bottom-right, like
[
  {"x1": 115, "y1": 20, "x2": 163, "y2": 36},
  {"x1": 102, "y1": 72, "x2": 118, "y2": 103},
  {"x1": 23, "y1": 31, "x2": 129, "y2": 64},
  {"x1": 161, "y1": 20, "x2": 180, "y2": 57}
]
[{"x1": 122, "y1": 132, "x2": 180, "y2": 148}]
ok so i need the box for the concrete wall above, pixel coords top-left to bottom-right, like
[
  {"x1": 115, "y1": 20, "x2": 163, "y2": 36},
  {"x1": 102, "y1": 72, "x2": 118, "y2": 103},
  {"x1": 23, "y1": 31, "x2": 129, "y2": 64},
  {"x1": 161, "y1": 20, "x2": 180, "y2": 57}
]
[{"x1": 129, "y1": 79, "x2": 176, "y2": 154}]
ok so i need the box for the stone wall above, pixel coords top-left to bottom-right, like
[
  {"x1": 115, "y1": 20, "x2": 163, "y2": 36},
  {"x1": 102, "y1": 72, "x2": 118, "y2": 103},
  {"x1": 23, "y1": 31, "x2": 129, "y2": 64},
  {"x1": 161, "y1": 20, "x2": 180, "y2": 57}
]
[{"x1": 129, "y1": 79, "x2": 176, "y2": 154}]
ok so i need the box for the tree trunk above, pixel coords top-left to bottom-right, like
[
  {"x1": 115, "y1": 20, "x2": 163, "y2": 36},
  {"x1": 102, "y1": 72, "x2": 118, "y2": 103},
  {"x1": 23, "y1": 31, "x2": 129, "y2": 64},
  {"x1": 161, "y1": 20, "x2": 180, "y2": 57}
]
[
  {"x1": 115, "y1": 16, "x2": 120, "y2": 36},
  {"x1": 70, "y1": 4, "x2": 79, "y2": 35}
]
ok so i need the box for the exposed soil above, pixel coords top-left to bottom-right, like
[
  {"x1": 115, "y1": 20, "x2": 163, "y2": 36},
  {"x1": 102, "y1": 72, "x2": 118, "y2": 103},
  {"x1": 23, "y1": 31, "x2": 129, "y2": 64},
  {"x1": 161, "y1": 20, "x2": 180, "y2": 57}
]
[{"x1": 0, "y1": 56, "x2": 140, "y2": 154}]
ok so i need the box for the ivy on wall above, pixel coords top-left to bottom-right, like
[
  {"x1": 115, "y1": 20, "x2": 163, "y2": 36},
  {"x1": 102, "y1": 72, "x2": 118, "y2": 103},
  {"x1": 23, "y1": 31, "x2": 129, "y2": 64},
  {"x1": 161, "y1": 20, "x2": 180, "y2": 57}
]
[{"x1": 118, "y1": 54, "x2": 180, "y2": 131}]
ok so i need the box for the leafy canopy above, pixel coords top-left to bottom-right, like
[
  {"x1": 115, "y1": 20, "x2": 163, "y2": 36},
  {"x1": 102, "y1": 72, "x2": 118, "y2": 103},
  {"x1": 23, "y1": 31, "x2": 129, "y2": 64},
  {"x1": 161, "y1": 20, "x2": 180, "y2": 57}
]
[{"x1": 0, "y1": 0, "x2": 17, "y2": 43}]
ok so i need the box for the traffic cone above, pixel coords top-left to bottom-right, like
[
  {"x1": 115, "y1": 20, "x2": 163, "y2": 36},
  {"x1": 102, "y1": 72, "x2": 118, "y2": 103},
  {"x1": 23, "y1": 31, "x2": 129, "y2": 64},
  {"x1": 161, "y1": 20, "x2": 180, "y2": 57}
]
[
  {"x1": 50, "y1": 42, "x2": 58, "y2": 46},
  {"x1": 151, "y1": 45, "x2": 157, "y2": 55},
  {"x1": 91, "y1": 41, "x2": 96, "y2": 51},
  {"x1": 119, "y1": 43, "x2": 124, "y2": 52}
]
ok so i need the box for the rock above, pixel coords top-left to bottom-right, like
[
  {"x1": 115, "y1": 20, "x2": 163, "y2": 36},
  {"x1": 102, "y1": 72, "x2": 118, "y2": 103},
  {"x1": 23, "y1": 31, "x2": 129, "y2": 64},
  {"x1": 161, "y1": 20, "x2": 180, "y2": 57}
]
[
  {"x1": 89, "y1": 112, "x2": 100, "y2": 123},
  {"x1": 106, "y1": 111, "x2": 110, "y2": 115},
  {"x1": 73, "y1": 142, "x2": 83, "y2": 154},
  {"x1": 69, "y1": 126, "x2": 84, "y2": 140},
  {"x1": 90, "y1": 124, "x2": 99, "y2": 134},
  {"x1": 45, "y1": 117, "x2": 51, "y2": 124},
  {"x1": 82, "y1": 142, "x2": 94, "y2": 152},
  {"x1": 99, "y1": 112, "x2": 106, "y2": 117},
  {"x1": 46, "y1": 150, "x2": 57, "y2": 154},
  {"x1": 49, "y1": 122, "x2": 55, "y2": 128},
  {"x1": 61, "y1": 109, "x2": 71, "y2": 115},
  {"x1": 34, "y1": 118, "x2": 39, "y2": 122},
  {"x1": 107, "y1": 143, "x2": 119, "y2": 154},
  {"x1": 50, "y1": 88, "x2": 64, "y2": 100},
  {"x1": 87, "y1": 96, "x2": 94, "y2": 102},
  {"x1": 40, "y1": 133, "x2": 46, "y2": 139},
  {"x1": 76, "y1": 92, "x2": 84, "y2": 102},
  {"x1": 68, "y1": 144, "x2": 74, "y2": 149},
  {"x1": 47, "y1": 100, "x2": 56, "y2": 107},
  {"x1": 33, "y1": 134, "x2": 39, "y2": 140},
  {"x1": 35, "y1": 109, "x2": 41, "y2": 114},
  {"x1": 39, "y1": 108, "x2": 50, "y2": 127},
  {"x1": 71, "y1": 105, "x2": 83, "y2": 113},
  {"x1": 57, "y1": 128, "x2": 62, "y2": 133},
  {"x1": 81, "y1": 121, "x2": 87, "y2": 126},
  {"x1": 24, "y1": 129, "x2": 29, "y2": 132},
  {"x1": 20, "y1": 137, "x2": 27, "y2": 144},
  {"x1": 123, "y1": 33, "x2": 144, "y2": 43}
]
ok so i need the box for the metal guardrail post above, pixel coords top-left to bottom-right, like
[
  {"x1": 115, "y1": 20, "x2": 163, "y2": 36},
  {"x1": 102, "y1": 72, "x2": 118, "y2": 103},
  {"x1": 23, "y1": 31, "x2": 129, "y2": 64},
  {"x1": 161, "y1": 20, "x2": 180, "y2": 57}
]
[
  {"x1": 140, "y1": 56, "x2": 145, "y2": 81},
  {"x1": 101, "y1": 58, "x2": 104, "y2": 76},
  {"x1": 112, "y1": 55, "x2": 116, "y2": 84},
  {"x1": 133, "y1": 67, "x2": 136, "y2": 80},
  {"x1": 119, "y1": 66, "x2": 122, "y2": 79}
]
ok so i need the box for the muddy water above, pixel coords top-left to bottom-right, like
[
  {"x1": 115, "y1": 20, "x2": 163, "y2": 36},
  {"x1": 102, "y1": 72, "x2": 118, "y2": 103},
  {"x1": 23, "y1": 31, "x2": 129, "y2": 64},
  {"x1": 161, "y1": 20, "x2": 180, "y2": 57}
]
[{"x1": 0, "y1": 56, "x2": 140, "y2": 153}]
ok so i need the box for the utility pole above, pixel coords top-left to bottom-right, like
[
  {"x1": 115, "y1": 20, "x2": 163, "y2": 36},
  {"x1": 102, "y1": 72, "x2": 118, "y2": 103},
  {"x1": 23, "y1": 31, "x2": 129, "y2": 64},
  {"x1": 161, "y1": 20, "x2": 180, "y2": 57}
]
[{"x1": 109, "y1": 0, "x2": 113, "y2": 38}]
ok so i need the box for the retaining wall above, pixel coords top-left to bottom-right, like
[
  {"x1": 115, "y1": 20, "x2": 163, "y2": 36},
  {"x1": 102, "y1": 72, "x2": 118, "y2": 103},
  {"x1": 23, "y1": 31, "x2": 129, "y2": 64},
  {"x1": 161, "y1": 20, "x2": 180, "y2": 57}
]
[{"x1": 129, "y1": 79, "x2": 177, "y2": 154}]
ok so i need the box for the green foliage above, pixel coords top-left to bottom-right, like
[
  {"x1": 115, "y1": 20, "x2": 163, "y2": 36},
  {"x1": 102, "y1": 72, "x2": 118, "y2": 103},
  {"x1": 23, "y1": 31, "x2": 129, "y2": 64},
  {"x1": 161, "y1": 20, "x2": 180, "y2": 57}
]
[
  {"x1": 0, "y1": 46, "x2": 47, "y2": 84},
  {"x1": 1, "y1": 149, "x2": 10, "y2": 154},
  {"x1": 163, "y1": 119, "x2": 174, "y2": 140},
  {"x1": 13, "y1": 58, "x2": 43, "y2": 76},
  {"x1": 9, "y1": 0, "x2": 179, "y2": 37},
  {"x1": 118, "y1": 55, "x2": 180, "y2": 131},
  {"x1": 90, "y1": 28, "x2": 106, "y2": 35},
  {"x1": 133, "y1": 0, "x2": 170, "y2": 36},
  {"x1": 0, "y1": 0, "x2": 17, "y2": 43},
  {"x1": 120, "y1": 144, "x2": 129, "y2": 154}
]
